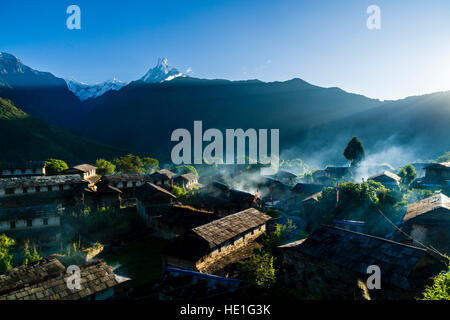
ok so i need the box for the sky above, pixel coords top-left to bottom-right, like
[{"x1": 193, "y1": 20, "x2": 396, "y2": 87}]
[{"x1": 1, "y1": 0, "x2": 449, "y2": 100}]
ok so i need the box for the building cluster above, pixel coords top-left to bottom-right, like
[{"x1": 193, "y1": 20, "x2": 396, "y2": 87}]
[{"x1": 0, "y1": 159, "x2": 449, "y2": 300}]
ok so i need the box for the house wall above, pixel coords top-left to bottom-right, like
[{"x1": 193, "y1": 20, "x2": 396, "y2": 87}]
[
  {"x1": 0, "y1": 216, "x2": 60, "y2": 231},
  {"x1": 195, "y1": 224, "x2": 266, "y2": 272},
  {"x1": 425, "y1": 168, "x2": 450, "y2": 180},
  {"x1": 0, "y1": 184, "x2": 73, "y2": 198}
]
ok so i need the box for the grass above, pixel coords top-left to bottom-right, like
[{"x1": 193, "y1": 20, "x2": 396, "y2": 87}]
[{"x1": 104, "y1": 235, "x2": 166, "y2": 293}]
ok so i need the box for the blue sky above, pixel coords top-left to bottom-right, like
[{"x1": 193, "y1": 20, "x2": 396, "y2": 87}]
[{"x1": 1, "y1": 0, "x2": 449, "y2": 100}]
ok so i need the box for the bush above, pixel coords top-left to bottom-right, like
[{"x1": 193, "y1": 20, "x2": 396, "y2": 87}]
[
  {"x1": 45, "y1": 159, "x2": 68, "y2": 175},
  {"x1": 236, "y1": 252, "x2": 276, "y2": 289},
  {"x1": 422, "y1": 264, "x2": 450, "y2": 300}
]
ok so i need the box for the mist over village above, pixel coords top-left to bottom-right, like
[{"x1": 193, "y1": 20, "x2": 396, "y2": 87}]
[{"x1": 0, "y1": 1, "x2": 449, "y2": 313}]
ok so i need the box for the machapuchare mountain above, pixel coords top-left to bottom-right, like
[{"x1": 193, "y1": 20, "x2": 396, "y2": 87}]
[
  {"x1": 0, "y1": 97, "x2": 126, "y2": 163},
  {"x1": 1, "y1": 52, "x2": 449, "y2": 164}
]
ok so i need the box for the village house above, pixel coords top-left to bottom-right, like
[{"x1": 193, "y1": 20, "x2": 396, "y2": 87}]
[
  {"x1": 251, "y1": 176, "x2": 292, "y2": 202},
  {"x1": 136, "y1": 182, "x2": 179, "y2": 223},
  {"x1": 0, "y1": 175, "x2": 87, "y2": 245},
  {"x1": 266, "y1": 170, "x2": 297, "y2": 185},
  {"x1": 325, "y1": 166, "x2": 353, "y2": 182},
  {"x1": 280, "y1": 225, "x2": 446, "y2": 300},
  {"x1": 100, "y1": 174, "x2": 145, "y2": 199},
  {"x1": 288, "y1": 183, "x2": 324, "y2": 206},
  {"x1": 63, "y1": 164, "x2": 97, "y2": 181},
  {"x1": 414, "y1": 162, "x2": 450, "y2": 189},
  {"x1": 394, "y1": 193, "x2": 450, "y2": 255},
  {"x1": 0, "y1": 257, "x2": 130, "y2": 300},
  {"x1": 368, "y1": 171, "x2": 401, "y2": 190},
  {"x1": 83, "y1": 183, "x2": 123, "y2": 209},
  {"x1": 0, "y1": 161, "x2": 46, "y2": 177},
  {"x1": 140, "y1": 204, "x2": 215, "y2": 239},
  {"x1": 146, "y1": 169, "x2": 176, "y2": 187},
  {"x1": 173, "y1": 173, "x2": 199, "y2": 189},
  {"x1": 0, "y1": 204, "x2": 63, "y2": 242},
  {"x1": 164, "y1": 208, "x2": 271, "y2": 272},
  {"x1": 199, "y1": 181, "x2": 256, "y2": 217}
]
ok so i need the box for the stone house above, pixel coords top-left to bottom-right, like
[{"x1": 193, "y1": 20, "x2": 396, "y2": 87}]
[
  {"x1": 0, "y1": 204, "x2": 63, "y2": 242},
  {"x1": 394, "y1": 193, "x2": 450, "y2": 255},
  {"x1": 84, "y1": 183, "x2": 123, "y2": 209},
  {"x1": 288, "y1": 183, "x2": 324, "y2": 206},
  {"x1": 0, "y1": 175, "x2": 87, "y2": 245},
  {"x1": 0, "y1": 257, "x2": 129, "y2": 300},
  {"x1": 136, "y1": 182, "x2": 179, "y2": 224},
  {"x1": 368, "y1": 171, "x2": 401, "y2": 189},
  {"x1": 173, "y1": 173, "x2": 199, "y2": 189},
  {"x1": 199, "y1": 181, "x2": 256, "y2": 217},
  {"x1": 164, "y1": 208, "x2": 271, "y2": 272},
  {"x1": 280, "y1": 225, "x2": 446, "y2": 300},
  {"x1": 63, "y1": 164, "x2": 99, "y2": 184},
  {"x1": 0, "y1": 161, "x2": 46, "y2": 177},
  {"x1": 146, "y1": 169, "x2": 176, "y2": 187},
  {"x1": 140, "y1": 203, "x2": 215, "y2": 239},
  {"x1": 266, "y1": 170, "x2": 297, "y2": 185},
  {"x1": 100, "y1": 174, "x2": 145, "y2": 199},
  {"x1": 414, "y1": 162, "x2": 450, "y2": 189}
]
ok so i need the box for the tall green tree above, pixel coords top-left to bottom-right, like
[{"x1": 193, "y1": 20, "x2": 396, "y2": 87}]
[
  {"x1": 397, "y1": 164, "x2": 418, "y2": 189},
  {"x1": 45, "y1": 159, "x2": 68, "y2": 175},
  {"x1": 344, "y1": 137, "x2": 365, "y2": 167},
  {"x1": 95, "y1": 159, "x2": 116, "y2": 175},
  {"x1": 0, "y1": 234, "x2": 15, "y2": 273}
]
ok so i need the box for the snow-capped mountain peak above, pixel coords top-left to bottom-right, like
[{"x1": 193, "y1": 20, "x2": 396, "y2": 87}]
[
  {"x1": 140, "y1": 57, "x2": 184, "y2": 83},
  {"x1": 65, "y1": 78, "x2": 127, "y2": 101}
]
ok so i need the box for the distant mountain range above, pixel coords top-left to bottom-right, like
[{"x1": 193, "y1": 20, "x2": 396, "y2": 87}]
[
  {"x1": 0, "y1": 51, "x2": 448, "y2": 165},
  {"x1": 64, "y1": 57, "x2": 185, "y2": 101}
]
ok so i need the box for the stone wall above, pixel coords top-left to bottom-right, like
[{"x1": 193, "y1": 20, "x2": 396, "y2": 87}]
[{"x1": 196, "y1": 224, "x2": 266, "y2": 272}]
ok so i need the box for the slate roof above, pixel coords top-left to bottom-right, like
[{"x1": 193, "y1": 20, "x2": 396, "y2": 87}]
[
  {"x1": 282, "y1": 225, "x2": 441, "y2": 290},
  {"x1": 368, "y1": 171, "x2": 401, "y2": 182},
  {"x1": 175, "y1": 173, "x2": 197, "y2": 181},
  {"x1": 101, "y1": 174, "x2": 144, "y2": 184},
  {"x1": 192, "y1": 208, "x2": 271, "y2": 248},
  {"x1": 135, "y1": 182, "x2": 177, "y2": 199},
  {"x1": 70, "y1": 164, "x2": 97, "y2": 172},
  {"x1": 0, "y1": 174, "x2": 84, "y2": 189},
  {"x1": 424, "y1": 162, "x2": 450, "y2": 169},
  {"x1": 325, "y1": 166, "x2": 352, "y2": 176},
  {"x1": 0, "y1": 161, "x2": 46, "y2": 170},
  {"x1": 403, "y1": 193, "x2": 450, "y2": 223},
  {"x1": 0, "y1": 257, "x2": 129, "y2": 300},
  {"x1": 150, "y1": 169, "x2": 176, "y2": 179}
]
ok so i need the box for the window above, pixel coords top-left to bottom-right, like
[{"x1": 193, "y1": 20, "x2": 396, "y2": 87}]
[
  {"x1": 26, "y1": 219, "x2": 32, "y2": 227},
  {"x1": 43, "y1": 218, "x2": 48, "y2": 226},
  {"x1": 35, "y1": 186, "x2": 41, "y2": 192},
  {"x1": 5, "y1": 188, "x2": 14, "y2": 195},
  {"x1": 59, "y1": 185, "x2": 64, "y2": 191},
  {"x1": 23, "y1": 188, "x2": 28, "y2": 194},
  {"x1": 10, "y1": 221, "x2": 15, "y2": 229}
]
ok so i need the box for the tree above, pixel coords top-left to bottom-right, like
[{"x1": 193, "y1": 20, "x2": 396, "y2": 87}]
[
  {"x1": 0, "y1": 234, "x2": 15, "y2": 273},
  {"x1": 22, "y1": 240, "x2": 41, "y2": 265},
  {"x1": 142, "y1": 157, "x2": 159, "y2": 174},
  {"x1": 95, "y1": 159, "x2": 116, "y2": 175},
  {"x1": 112, "y1": 154, "x2": 144, "y2": 174},
  {"x1": 236, "y1": 252, "x2": 276, "y2": 289},
  {"x1": 397, "y1": 164, "x2": 418, "y2": 189},
  {"x1": 171, "y1": 165, "x2": 198, "y2": 176},
  {"x1": 45, "y1": 159, "x2": 68, "y2": 175},
  {"x1": 344, "y1": 137, "x2": 365, "y2": 167}
]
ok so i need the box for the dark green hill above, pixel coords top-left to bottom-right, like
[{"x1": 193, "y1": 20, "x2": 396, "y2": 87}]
[
  {"x1": 0, "y1": 97, "x2": 126, "y2": 164},
  {"x1": 78, "y1": 77, "x2": 383, "y2": 161}
]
